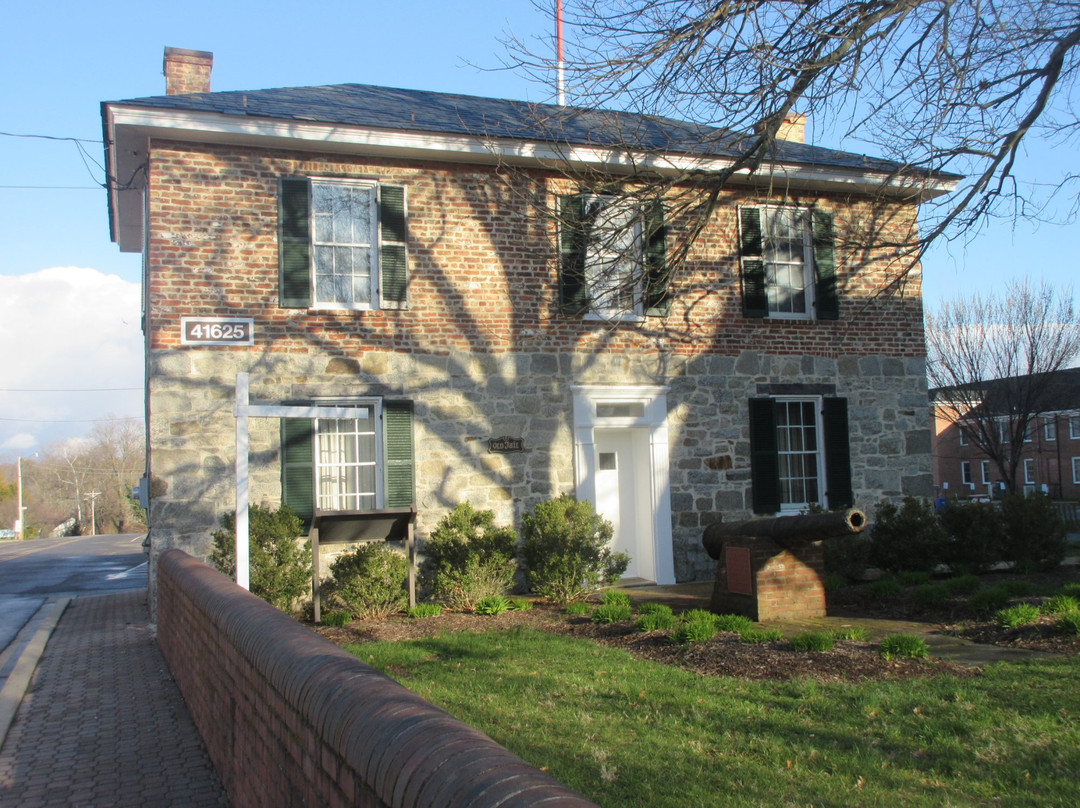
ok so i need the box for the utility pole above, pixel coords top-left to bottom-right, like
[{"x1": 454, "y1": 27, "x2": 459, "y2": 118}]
[
  {"x1": 84, "y1": 491, "x2": 101, "y2": 537},
  {"x1": 16, "y1": 456, "x2": 24, "y2": 541}
]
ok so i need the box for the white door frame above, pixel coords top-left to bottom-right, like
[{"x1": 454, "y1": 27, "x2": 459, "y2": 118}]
[{"x1": 571, "y1": 384, "x2": 675, "y2": 585}]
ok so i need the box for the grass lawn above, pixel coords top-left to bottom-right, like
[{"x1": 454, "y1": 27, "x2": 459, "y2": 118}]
[{"x1": 348, "y1": 628, "x2": 1080, "y2": 807}]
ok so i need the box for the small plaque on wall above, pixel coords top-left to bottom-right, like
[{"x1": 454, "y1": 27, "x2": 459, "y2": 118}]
[
  {"x1": 725, "y1": 546, "x2": 753, "y2": 596},
  {"x1": 488, "y1": 437, "x2": 525, "y2": 454}
]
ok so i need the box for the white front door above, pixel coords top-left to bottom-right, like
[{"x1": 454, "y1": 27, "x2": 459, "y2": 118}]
[{"x1": 594, "y1": 428, "x2": 650, "y2": 581}]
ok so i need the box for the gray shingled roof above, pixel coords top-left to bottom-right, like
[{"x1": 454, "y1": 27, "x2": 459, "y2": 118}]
[
  {"x1": 931, "y1": 367, "x2": 1080, "y2": 413},
  {"x1": 111, "y1": 82, "x2": 924, "y2": 175}
]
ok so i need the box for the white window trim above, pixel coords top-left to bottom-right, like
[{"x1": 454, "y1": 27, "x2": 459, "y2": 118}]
[
  {"x1": 961, "y1": 460, "x2": 973, "y2": 489},
  {"x1": 1023, "y1": 458, "x2": 1035, "y2": 485},
  {"x1": 310, "y1": 178, "x2": 380, "y2": 312},
  {"x1": 1070, "y1": 415, "x2": 1080, "y2": 440},
  {"x1": 761, "y1": 206, "x2": 815, "y2": 321},
  {"x1": 958, "y1": 426, "x2": 968, "y2": 446},
  {"x1": 581, "y1": 194, "x2": 646, "y2": 322},
  {"x1": 1072, "y1": 457, "x2": 1080, "y2": 484},
  {"x1": 1045, "y1": 418, "x2": 1057, "y2": 442},
  {"x1": 774, "y1": 395, "x2": 827, "y2": 512},
  {"x1": 312, "y1": 398, "x2": 384, "y2": 510},
  {"x1": 980, "y1": 460, "x2": 991, "y2": 485}
]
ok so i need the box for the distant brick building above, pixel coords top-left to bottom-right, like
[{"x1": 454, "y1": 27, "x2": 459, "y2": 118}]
[
  {"x1": 103, "y1": 48, "x2": 956, "y2": 599},
  {"x1": 931, "y1": 368, "x2": 1080, "y2": 500}
]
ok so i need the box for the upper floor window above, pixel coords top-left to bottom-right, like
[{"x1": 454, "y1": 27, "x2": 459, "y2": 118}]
[
  {"x1": 961, "y1": 461, "x2": 973, "y2": 487},
  {"x1": 558, "y1": 193, "x2": 668, "y2": 320},
  {"x1": 1070, "y1": 415, "x2": 1080, "y2": 439},
  {"x1": 738, "y1": 205, "x2": 838, "y2": 321},
  {"x1": 749, "y1": 396, "x2": 852, "y2": 514},
  {"x1": 279, "y1": 178, "x2": 408, "y2": 311},
  {"x1": 1045, "y1": 417, "x2": 1057, "y2": 442},
  {"x1": 1072, "y1": 457, "x2": 1080, "y2": 484},
  {"x1": 958, "y1": 427, "x2": 968, "y2": 446}
]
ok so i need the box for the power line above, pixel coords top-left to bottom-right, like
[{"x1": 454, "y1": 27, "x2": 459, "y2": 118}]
[
  {"x1": 0, "y1": 415, "x2": 141, "y2": 424},
  {"x1": 0, "y1": 130, "x2": 102, "y2": 144}
]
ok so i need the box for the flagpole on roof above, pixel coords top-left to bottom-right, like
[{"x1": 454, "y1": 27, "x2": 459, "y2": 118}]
[{"x1": 556, "y1": 0, "x2": 566, "y2": 106}]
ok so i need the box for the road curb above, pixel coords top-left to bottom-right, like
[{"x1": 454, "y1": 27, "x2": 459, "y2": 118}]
[{"x1": 0, "y1": 596, "x2": 70, "y2": 749}]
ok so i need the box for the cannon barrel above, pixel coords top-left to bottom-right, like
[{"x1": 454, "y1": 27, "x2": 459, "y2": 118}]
[{"x1": 702, "y1": 509, "x2": 866, "y2": 560}]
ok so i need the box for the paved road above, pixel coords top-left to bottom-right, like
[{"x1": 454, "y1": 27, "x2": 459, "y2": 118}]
[{"x1": 0, "y1": 533, "x2": 147, "y2": 681}]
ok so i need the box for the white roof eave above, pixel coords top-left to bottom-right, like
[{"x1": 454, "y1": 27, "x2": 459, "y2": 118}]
[{"x1": 104, "y1": 105, "x2": 958, "y2": 253}]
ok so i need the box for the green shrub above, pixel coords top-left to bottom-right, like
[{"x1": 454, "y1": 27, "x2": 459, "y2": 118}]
[
  {"x1": 712, "y1": 613, "x2": 752, "y2": 633},
  {"x1": 682, "y1": 608, "x2": 721, "y2": 625},
  {"x1": 407, "y1": 603, "x2": 443, "y2": 618},
  {"x1": 968, "y1": 585, "x2": 1011, "y2": 613},
  {"x1": 420, "y1": 503, "x2": 518, "y2": 610},
  {"x1": 1001, "y1": 580, "x2": 1036, "y2": 597},
  {"x1": 322, "y1": 610, "x2": 351, "y2": 627},
  {"x1": 880, "y1": 633, "x2": 929, "y2": 660},
  {"x1": 995, "y1": 603, "x2": 1041, "y2": 629},
  {"x1": 209, "y1": 504, "x2": 312, "y2": 612},
  {"x1": 1056, "y1": 611, "x2": 1080, "y2": 635},
  {"x1": 1040, "y1": 595, "x2": 1079, "y2": 616},
  {"x1": 940, "y1": 499, "x2": 1006, "y2": 573},
  {"x1": 832, "y1": 626, "x2": 869, "y2": 642},
  {"x1": 637, "y1": 602, "x2": 674, "y2": 618},
  {"x1": 635, "y1": 610, "x2": 677, "y2": 632},
  {"x1": 865, "y1": 577, "x2": 902, "y2": 599},
  {"x1": 328, "y1": 543, "x2": 408, "y2": 619},
  {"x1": 823, "y1": 574, "x2": 848, "y2": 592},
  {"x1": 1059, "y1": 583, "x2": 1080, "y2": 599},
  {"x1": 519, "y1": 495, "x2": 628, "y2": 603},
  {"x1": 869, "y1": 497, "x2": 950, "y2": 573},
  {"x1": 565, "y1": 602, "x2": 590, "y2": 616},
  {"x1": 738, "y1": 627, "x2": 783, "y2": 643},
  {"x1": 601, "y1": 590, "x2": 633, "y2": 608},
  {"x1": 593, "y1": 602, "x2": 633, "y2": 623},
  {"x1": 899, "y1": 570, "x2": 932, "y2": 586},
  {"x1": 507, "y1": 598, "x2": 534, "y2": 611},
  {"x1": 944, "y1": 574, "x2": 983, "y2": 594},
  {"x1": 823, "y1": 534, "x2": 871, "y2": 583},
  {"x1": 475, "y1": 595, "x2": 511, "y2": 616},
  {"x1": 672, "y1": 620, "x2": 718, "y2": 644},
  {"x1": 789, "y1": 632, "x2": 836, "y2": 652},
  {"x1": 1000, "y1": 494, "x2": 1067, "y2": 571},
  {"x1": 912, "y1": 583, "x2": 949, "y2": 605}
]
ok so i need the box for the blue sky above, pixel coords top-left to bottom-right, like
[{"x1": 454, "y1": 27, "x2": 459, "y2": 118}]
[{"x1": 1, "y1": 0, "x2": 1076, "y2": 458}]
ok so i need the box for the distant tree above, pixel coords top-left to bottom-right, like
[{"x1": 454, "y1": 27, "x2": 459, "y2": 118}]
[{"x1": 927, "y1": 280, "x2": 1080, "y2": 493}]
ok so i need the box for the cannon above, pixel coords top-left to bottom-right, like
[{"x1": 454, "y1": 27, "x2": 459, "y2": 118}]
[
  {"x1": 702, "y1": 509, "x2": 866, "y2": 559},
  {"x1": 700, "y1": 509, "x2": 866, "y2": 621}
]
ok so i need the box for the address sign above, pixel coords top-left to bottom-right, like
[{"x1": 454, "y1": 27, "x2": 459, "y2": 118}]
[{"x1": 181, "y1": 317, "x2": 255, "y2": 346}]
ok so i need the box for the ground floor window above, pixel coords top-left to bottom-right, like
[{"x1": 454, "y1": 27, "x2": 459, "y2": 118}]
[
  {"x1": 749, "y1": 396, "x2": 852, "y2": 514},
  {"x1": 281, "y1": 399, "x2": 414, "y2": 526},
  {"x1": 961, "y1": 461, "x2": 973, "y2": 487}
]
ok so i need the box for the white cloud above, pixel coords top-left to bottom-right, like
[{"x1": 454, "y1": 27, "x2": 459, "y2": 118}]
[{"x1": 0, "y1": 267, "x2": 142, "y2": 457}]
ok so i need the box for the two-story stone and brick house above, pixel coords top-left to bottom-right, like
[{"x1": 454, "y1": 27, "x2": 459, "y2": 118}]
[{"x1": 103, "y1": 48, "x2": 956, "y2": 598}]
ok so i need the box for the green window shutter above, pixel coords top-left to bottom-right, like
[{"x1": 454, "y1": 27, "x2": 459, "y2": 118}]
[
  {"x1": 379, "y1": 185, "x2": 409, "y2": 309},
  {"x1": 643, "y1": 202, "x2": 670, "y2": 317},
  {"x1": 739, "y1": 207, "x2": 768, "y2": 318},
  {"x1": 279, "y1": 178, "x2": 311, "y2": 308},
  {"x1": 812, "y1": 209, "x2": 839, "y2": 321},
  {"x1": 822, "y1": 397, "x2": 853, "y2": 509},
  {"x1": 281, "y1": 418, "x2": 315, "y2": 527},
  {"x1": 383, "y1": 401, "x2": 415, "y2": 508},
  {"x1": 749, "y1": 398, "x2": 780, "y2": 514},
  {"x1": 557, "y1": 194, "x2": 589, "y2": 314}
]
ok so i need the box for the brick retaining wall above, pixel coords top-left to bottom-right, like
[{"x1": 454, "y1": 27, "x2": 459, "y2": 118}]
[{"x1": 156, "y1": 549, "x2": 597, "y2": 808}]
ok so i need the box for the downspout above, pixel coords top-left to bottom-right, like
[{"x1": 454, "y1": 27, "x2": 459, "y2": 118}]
[{"x1": 556, "y1": 0, "x2": 565, "y2": 106}]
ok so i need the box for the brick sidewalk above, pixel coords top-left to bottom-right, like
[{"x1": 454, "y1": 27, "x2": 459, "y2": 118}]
[{"x1": 0, "y1": 589, "x2": 230, "y2": 806}]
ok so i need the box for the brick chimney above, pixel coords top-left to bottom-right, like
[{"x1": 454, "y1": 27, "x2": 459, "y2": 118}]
[
  {"x1": 756, "y1": 112, "x2": 806, "y2": 144},
  {"x1": 163, "y1": 47, "x2": 213, "y2": 95}
]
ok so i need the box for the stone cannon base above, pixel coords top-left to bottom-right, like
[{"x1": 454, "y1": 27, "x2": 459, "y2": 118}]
[{"x1": 709, "y1": 537, "x2": 827, "y2": 621}]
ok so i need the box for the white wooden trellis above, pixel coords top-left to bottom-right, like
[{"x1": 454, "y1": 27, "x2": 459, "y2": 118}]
[{"x1": 232, "y1": 372, "x2": 370, "y2": 590}]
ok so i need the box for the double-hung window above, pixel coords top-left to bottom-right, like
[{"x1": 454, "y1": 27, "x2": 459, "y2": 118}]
[
  {"x1": 1045, "y1": 418, "x2": 1057, "y2": 442},
  {"x1": 281, "y1": 400, "x2": 414, "y2": 526},
  {"x1": 279, "y1": 177, "x2": 408, "y2": 310},
  {"x1": 558, "y1": 193, "x2": 668, "y2": 319},
  {"x1": 739, "y1": 205, "x2": 838, "y2": 320},
  {"x1": 749, "y1": 396, "x2": 852, "y2": 514},
  {"x1": 961, "y1": 461, "x2": 973, "y2": 488}
]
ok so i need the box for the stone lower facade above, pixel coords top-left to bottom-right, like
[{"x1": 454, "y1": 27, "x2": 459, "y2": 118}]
[{"x1": 146, "y1": 345, "x2": 932, "y2": 599}]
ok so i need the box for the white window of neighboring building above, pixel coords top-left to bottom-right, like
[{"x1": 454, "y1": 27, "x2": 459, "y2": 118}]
[
  {"x1": 958, "y1": 427, "x2": 968, "y2": 446},
  {"x1": 1024, "y1": 458, "x2": 1035, "y2": 485},
  {"x1": 1073, "y1": 457, "x2": 1080, "y2": 484},
  {"x1": 1045, "y1": 418, "x2": 1057, "y2": 442},
  {"x1": 999, "y1": 419, "x2": 1009, "y2": 443},
  {"x1": 961, "y1": 461, "x2": 973, "y2": 487},
  {"x1": 1070, "y1": 415, "x2": 1080, "y2": 439},
  {"x1": 981, "y1": 460, "x2": 991, "y2": 484}
]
